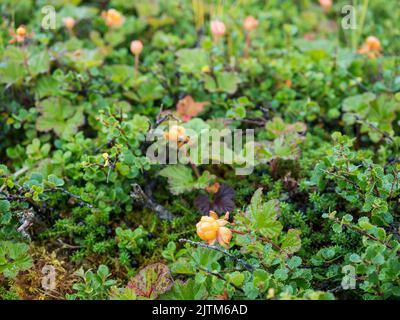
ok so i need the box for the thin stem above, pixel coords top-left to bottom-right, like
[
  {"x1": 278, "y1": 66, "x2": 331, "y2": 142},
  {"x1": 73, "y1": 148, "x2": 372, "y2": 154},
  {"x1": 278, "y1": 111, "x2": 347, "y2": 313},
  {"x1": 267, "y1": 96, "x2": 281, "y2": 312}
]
[
  {"x1": 197, "y1": 266, "x2": 244, "y2": 292},
  {"x1": 179, "y1": 238, "x2": 254, "y2": 271},
  {"x1": 330, "y1": 217, "x2": 399, "y2": 256},
  {"x1": 357, "y1": 0, "x2": 369, "y2": 49},
  {"x1": 44, "y1": 187, "x2": 94, "y2": 209},
  {"x1": 134, "y1": 54, "x2": 139, "y2": 78},
  {"x1": 231, "y1": 229, "x2": 282, "y2": 252},
  {"x1": 244, "y1": 31, "x2": 251, "y2": 58},
  {"x1": 189, "y1": 159, "x2": 201, "y2": 178},
  {"x1": 351, "y1": 0, "x2": 359, "y2": 51}
]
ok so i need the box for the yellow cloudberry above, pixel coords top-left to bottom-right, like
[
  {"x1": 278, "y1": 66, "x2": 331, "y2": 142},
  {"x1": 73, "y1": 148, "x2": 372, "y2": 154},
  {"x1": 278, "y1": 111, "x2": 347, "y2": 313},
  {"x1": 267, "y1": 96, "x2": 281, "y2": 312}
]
[
  {"x1": 358, "y1": 36, "x2": 382, "y2": 58},
  {"x1": 16, "y1": 26, "x2": 27, "y2": 37},
  {"x1": 196, "y1": 211, "x2": 232, "y2": 247},
  {"x1": 102, "y1": 9, "x2": 124, "y2": 28},
  {"x1": 9, "y1": 25, "x2": 30, "y2": 44},
  {"x1": 365, "y1": 36, "x2": 381, "y2": 51},
  {"x1": 163, "y1": 125, "x2": 187, "y2": 143}
]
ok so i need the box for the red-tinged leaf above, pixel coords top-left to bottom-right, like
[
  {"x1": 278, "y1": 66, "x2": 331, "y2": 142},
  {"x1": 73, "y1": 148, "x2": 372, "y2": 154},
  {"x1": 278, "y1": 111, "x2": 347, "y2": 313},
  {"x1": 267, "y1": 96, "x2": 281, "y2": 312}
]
[
  {"x1": 176, "y1": 95, "x2": 209, "y2": 122},
  {"x1": 127, "y1": 263, "x2": 173, "y2": 299}
]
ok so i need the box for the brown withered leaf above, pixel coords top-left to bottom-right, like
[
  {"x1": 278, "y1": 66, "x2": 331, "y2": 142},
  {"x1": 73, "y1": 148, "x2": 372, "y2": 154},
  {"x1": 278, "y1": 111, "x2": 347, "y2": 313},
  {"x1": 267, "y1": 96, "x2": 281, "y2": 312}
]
[
  {"x1": 176, "y1": 95, "x2": 209, "y2": 122},
  {"x1": 127, "y1": 263, "x2": 173, "y2": 299}
]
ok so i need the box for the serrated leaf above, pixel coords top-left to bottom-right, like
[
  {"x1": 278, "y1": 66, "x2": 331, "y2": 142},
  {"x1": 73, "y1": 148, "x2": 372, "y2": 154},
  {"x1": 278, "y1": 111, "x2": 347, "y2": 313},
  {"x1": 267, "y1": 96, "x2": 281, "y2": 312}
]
[
  {"x1": 248, "y1": 188, "x2": 282, "y2": 238},
  {"x1": 228, "y1": 272, "x2": 245, "y2": 287},
  {"x1": 191, "y1": 247, "x2": 222, "y2": 269},
  {"x1": 170, "y1": 259, "x2": 196, "y2": 275},
  {"x1": 0, "y1": 241, "x2": 33, "y2": 278},
  {"x1": 28, "y1": 51, "x2": 50, "y2": 76},
  {"x1": 47, "y1": 174, "x2": 65, "y2": 187},
  {"x1": 159, "y1": 165, "x2": 214, "y2": 195},
  {"x1": 0, "y1": 200, "x2": 11, "y2": 213},
  {"x1": 287, "y1": 256, "x2": 302, "y2": 269},
  {"x1": 176, "y1": 48, "x2": 209, "y2": 74},
  {"x1": 177, "y1": 95, "x2": 209, "y2": 122},
  {"x1": 194, "y1": 184, "x2": 235, "y2": 214},
  {"x1": 127, "y1": 263, "x2": 173, "y2": 299},
  {"x1": 332, "y1": 223, "x2": 342, "y2": 233},
  {"x1": 161, "y1": 279, "x2": 207, "y2": 300},
  {"x1": 159, "y1": 165, "x2": 195, "y2": 195},
  {"x1": 204, "y1": 72, "x2": 240, "y2": 94},
  {"x1": 281, "y1": 229, "x2": 302, "y2": 255},
  {"x1": 349, "y1": 253, "x2": 362, "y2": 263},
  {"x1": 274, "y1": 267, "x2": 289, "y2": 280},
  {"x1": 0, "y1": 47, "x2": 27, "y2": 85},
  {"x1": 36, "y1": 97, "x2": 84, "y2": 138}
]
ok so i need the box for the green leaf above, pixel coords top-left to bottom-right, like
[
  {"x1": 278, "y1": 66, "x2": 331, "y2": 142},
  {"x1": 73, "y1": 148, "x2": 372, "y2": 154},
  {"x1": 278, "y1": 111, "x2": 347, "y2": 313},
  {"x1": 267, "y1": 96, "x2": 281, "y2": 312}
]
[
  {"x1": 35, "y1": 75, "x2": 62, "y2": 99},
  {"x1": 191, "y1": 247, "x2": 222, "y2": 270},
  {"x1": 63, "y1": 48, "x2": 104, "y2": 71},
  {"x1": 280, "y1": 229, "x2": 302, "y2": 255},
  {"x1": 372, "y1": 254, "x2": 385, "y2": 265},
  {"x1": 105, "y1": 64, "x2": 134, "y2": 84},
  {"x1": 28, "y1": 51, "x2": 50, "y2": 76},
  {"x1": 226, "y1": 105, "x2": 246, "y2": 120},
  {"x1": 253, "y1": 268, "x2": 269, "y2": 287},
  {"x1": 204, "y1": 72, "x2": 240, "y2": 94},
  {"x1": 0, "y1": 200, "x2": 11, "y2": 213},
  {"x1": 342, "y1": 92, "x2": 376, "y2": 118},
  {"x1": 358, "y1": 217, "x2": 374, "y2": 231},
  {"x1": 161, "y1": 241, "x2": 176, "y2": 261},
  {"x1": 176, "y1": 48, "x2": 209, "y2": 74},
  {"x1": 287, "y1": 256, "x2": 302, "y2": 269},
  {"x1": 349, "y1": 254, "x2": 362, "y2": 263},
  {"x1": 135, "y1": 77, "x2": 165, "y2": 102},
  {"x1": 0, "y1": 47, "x2": 27, "y2": 85},
  {"x1": 247, "y1": 188, "x2": 282, "y2": 238},
  {"x1": 332, "y1": 223, "x2": 342, "y2": 233},
  {"x1": 161, "y1": 279, "x2": 207, "y2": 300},
  {"x1": 47, "y1": 174, "x2": 65, "y2": 187},
  {"x1": 343, "y1": 214, "x2": 353, "y2": 223},
  {"x1": 274, "y1": 267, "x2": 289, "y2": 281},
  {"x1": 0, "y1": 241, "x2": 33, "y2": 278},
  {"x1": 376, "y1": 228, "x2": 386, "y2": 241},
  {"x1": 228, "y1": 272, "x2": 245, "y2": 287},
  {"x1": 36, "y1": 97, "x2": 84, "y2": 138},
  {"x1": 170, "y1": 259, "x2": 196, "y2": 275},
  {"x1": 159, "y1": 165, "x2": 195, "y2": 195},
  {"x1": 159, "y1": 165, "x2": 213, "y2": 195}
]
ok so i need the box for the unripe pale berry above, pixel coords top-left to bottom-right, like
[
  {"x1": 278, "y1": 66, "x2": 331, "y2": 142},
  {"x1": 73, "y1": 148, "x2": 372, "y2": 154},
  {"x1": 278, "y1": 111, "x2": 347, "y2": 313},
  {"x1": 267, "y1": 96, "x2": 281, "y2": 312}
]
[
  {"x1": 163, "y1": 125, "x2": 186, "y2": 142},
  {"x1": 243, "y1": 16, "x2": 258, "y2": 31},
  {"x1": 210, "y1": 20, "x2": 226, "y2": 38},
  {"x1": 319, "y1": 0, "x2": 332, "y2": 9},
  {"x1": 130, "y1": 40, "x2": 143, "y2": 56},
  {"x1": 63, "y1": 17, "x2": 76, "y2": 30}
]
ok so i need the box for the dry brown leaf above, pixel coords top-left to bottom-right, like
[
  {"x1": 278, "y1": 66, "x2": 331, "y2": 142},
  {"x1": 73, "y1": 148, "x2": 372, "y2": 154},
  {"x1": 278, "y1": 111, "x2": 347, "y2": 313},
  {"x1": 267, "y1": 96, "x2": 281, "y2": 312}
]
[{"x1": 176, "y1": 95, "x2": 209, "y2": 122}]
